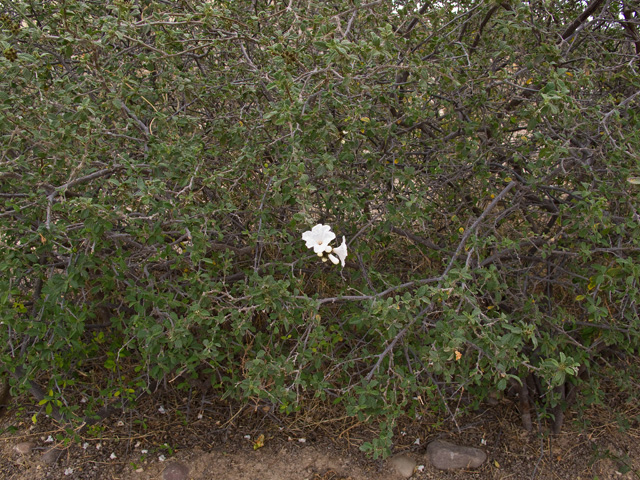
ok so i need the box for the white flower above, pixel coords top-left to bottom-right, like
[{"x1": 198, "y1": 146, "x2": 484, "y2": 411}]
[
  {"x1": 302, "y1": 224, "x2": 336, "y2": 255},
  {"x1": 158, "y1": 454, "x2": 166, "y2": 462},
  {"x1": 332, "y1": 236, "x2": 348, "y2": 267},
  {"x1": 64, "y1": 468, "x2": 74, "y2": 476},
  {"x1": 158, "y1": 405, "x2": 166, "y2": 414},
  {"x1": 82, "y1": 442, "x2": 89, "y2": 450},
  {"x1": 110, "y1": 452, "x2": 117, "y2": 460}
]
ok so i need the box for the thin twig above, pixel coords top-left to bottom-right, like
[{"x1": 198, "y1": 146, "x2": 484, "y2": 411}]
[
  {"x1": 254, "y1": 176, "x2": 275, "y2": 271},
  {"x1": 531, "y1": 409, "x2": 544, "y2": 480}
]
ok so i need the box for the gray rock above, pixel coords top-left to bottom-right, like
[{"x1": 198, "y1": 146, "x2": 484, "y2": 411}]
[
  {"x1": 14, "y1": 441, "x2": 35, "y2": 455},
  {"x1": 162, "y1": 461, "x2": 190, "y2": 480},
  {"x1": 426, "y1": 440, "x2": 487, "y2": 470},
  {"x1": 389, "y1": 453, "x2": 417, "y2": 478}
]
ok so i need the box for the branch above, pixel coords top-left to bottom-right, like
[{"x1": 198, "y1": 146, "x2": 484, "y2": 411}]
[
  {"x1": 334, "y1": 0, "x2": 383, "y2": 17},
  {"x1": 56, "y1": 165, "x2": 123, "y2": 193},
  {"x1": 120, "y1": 102, "x2": 150, "y2": 136},
  {"x1": 559, "y1": 0, "x2": 607, "y2": 42},
  {"x1": 316, "y1": 276, "x2": 441, "y2": 305},
  {"x1": 442, "y1": 180, "x2": 517, "y2": 277},
  {"x1": 621, "y1": 8, "x2": 640, "y2": 54},
  {"x1": 45, "y1": 165, "x2": 123, "y2": 230},
  {"x1": 390, "y1": 226, "x2": 443, "y2": 251},
  {"x1": 470, "y1": 4, "x2": 500, "y2": 51},
  {"x1": 365, "y1": 303, "x2": 434, "y2": 382},
  {"x1": 364, "y1": 180, "x2": 517, "y2": 382},
  {"x1": 399, "y1": 1, "x2": 432, "y2": 37}
]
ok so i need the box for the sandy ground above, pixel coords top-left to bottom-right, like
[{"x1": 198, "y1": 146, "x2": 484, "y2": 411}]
[{"x1": 1, "y1": 393, "x2": 639, "y2": 480}]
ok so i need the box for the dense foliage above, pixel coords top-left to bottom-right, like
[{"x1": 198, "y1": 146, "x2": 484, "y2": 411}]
[{"x1": 1, "y1": 0, "x2": 640, "y2": 456}]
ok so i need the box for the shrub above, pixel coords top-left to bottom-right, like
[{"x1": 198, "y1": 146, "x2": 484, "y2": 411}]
[{"x1": 1, "y1": 0, "x2": 639, "y2": 457}]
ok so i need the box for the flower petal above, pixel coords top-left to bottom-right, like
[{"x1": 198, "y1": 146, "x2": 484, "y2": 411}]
[
  {"x1": 302, "y1": 224, "x2": 336, "y2": 254},
  {"x1": 333, "y1": 236, "x2": 348, "y2": 267}
]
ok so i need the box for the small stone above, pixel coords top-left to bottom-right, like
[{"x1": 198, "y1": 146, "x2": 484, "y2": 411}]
[
  {"x1": 41, "y1": 447, "x2": 63, "y2": 465},
  {"x1": 426, "y1": 440, "x2": 487, "y2": 470},
  {"x1": 162, "y1": 461, "x2": 189, "y2": 480},
  {"x1": 389, "y1": 453, "x2": 417, "y2": 478},
  {"x1": 15, "y1": 441, "x2": 35, "y2": 454}
]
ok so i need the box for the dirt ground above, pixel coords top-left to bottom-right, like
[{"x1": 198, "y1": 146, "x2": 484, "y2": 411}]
[{"x1": 0, "y1": 389, "x2": 639, "y2": 480}]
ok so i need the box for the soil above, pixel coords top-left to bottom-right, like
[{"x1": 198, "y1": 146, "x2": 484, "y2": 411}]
[{"x1": 0, "y1": 389, "x2": 639, "y2": 480}]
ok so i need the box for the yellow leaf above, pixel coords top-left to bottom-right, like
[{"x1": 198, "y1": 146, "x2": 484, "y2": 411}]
[
  {"x1": 253, "y1": 434, "x2": 265, "y2": 450},
  {"x1": 575, "y1": 295, "x2": 585, "y2": 301},
  {"x1": 360, "y1": 116, "x2": 370, "y2": 123},
  {"x1": 494, "y1": 460, "x2": 500, "y2": 468},
  {"x1": 504, "y1": 177, "x2": 512, "y2": 182},
  {"x1": 32, "y1": 414, "x2": 37, "y2": 424},
  {"x1": 627, "y1": 177, "x2": 640, "y2": 185},
  {"x1": 13, "y1": 302, "x2": 27, "y2": 313},
  {"x1": 459, "y1": 227, "x2": 464, "y2": 233}
]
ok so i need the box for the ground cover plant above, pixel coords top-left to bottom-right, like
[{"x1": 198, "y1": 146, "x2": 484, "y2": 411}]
[{"x1": 1, "y1": 0, "x2": 640, "y2": 458}]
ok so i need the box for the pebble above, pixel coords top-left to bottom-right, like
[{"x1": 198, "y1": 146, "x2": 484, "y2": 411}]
[
  {"x1": 426, "y1": 439, "x2": 487, "y2": 470},
  {"x1": 162, "y1": 461, "x2": 190, "y2": 480},
  {"x1": 14, "y1": 441, "x2": 35, "y2": 455},
  {"x1": 389, "y1": 453, "x2": 417, "y2": 478}
]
